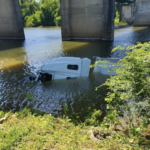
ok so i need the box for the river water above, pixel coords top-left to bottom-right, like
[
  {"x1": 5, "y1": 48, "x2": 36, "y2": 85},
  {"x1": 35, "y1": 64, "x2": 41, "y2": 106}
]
[{"x1": 0, "y1": 26, "x2": 150, "y2": 115}]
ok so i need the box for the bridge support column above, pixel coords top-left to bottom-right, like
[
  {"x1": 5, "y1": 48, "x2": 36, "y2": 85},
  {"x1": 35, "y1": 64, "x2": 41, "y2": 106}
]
[
  {"x1": 60, "y1": 0, "x2": 115, "y2": 41},
  {"x1": 120, "y1": 3, "x2": 135, "y2": 25},
  {"x1": 102, "y1": 0, "x2": 115, "y2": 41},
  {"x1": 60, "y1": 0, "x2": 71, "y2": 40},
  {"x1": 134, "y1": 0, "x2": 150, "y2": 26},
  {"x1": 0, "y1": 0, "x2": 25, "y2": 39}
]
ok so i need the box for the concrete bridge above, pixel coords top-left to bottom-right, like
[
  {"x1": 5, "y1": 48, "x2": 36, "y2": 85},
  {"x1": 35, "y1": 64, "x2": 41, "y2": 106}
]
[
  {"x1": 134, "y1": 0, "x2": 150, "y2": 26},
  {"x1": 0, "y1": 0, "x2": 25, "y2": 39},
  {"x1": 0, "y1": 0, "x2": 150, "y2": 41}
]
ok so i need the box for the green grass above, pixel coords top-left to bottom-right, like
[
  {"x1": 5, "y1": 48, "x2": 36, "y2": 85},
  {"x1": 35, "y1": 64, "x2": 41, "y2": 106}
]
[{"x1": 0, "y1": 110, "x2": 149, "y2": 150}]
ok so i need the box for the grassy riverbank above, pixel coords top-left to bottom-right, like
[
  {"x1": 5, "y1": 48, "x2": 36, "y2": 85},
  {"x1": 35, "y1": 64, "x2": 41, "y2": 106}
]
[{"x1": 0, "y1": 109, "x2": 149, "y2": 150}]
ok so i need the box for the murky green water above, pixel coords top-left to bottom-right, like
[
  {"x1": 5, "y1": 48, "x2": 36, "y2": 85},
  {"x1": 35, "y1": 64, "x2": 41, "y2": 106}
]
[{"x1": 0, "y1": 26, "x2": 150, "y2": 115}]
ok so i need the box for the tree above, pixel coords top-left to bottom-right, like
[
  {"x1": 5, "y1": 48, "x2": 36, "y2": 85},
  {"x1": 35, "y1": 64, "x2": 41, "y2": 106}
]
[
  {"x1": 20, "y1": 0, "x2": 40, "y2": 26},
  {"x1": 40, "y1": 0, "x2": 60, "y2": 26},
  {"x1": 19, "y1": 0, "x2": 61, "y2": 27}
]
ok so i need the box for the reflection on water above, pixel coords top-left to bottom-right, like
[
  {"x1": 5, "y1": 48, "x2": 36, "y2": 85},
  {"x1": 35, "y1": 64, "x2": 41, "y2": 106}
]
[{"x1": 0, "y1": 26, "x2": 150, "y2": 115}]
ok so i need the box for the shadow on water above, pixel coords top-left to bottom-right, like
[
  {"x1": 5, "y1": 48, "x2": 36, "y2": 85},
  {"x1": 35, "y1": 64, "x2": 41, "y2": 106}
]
[
  {"x1": 63, "y1": 41, "x2": 113, "y2": 57},
  {"x1": 0, "y1": 40, "x2": 25, "y2": 51}
]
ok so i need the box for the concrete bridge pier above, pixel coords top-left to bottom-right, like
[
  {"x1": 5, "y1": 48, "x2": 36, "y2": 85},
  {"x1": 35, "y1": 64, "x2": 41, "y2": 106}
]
[
  {"x1": 60, "y1": 0, "x2": 115, "y2": 41},
  {"x1": 0, "y1": 0, "x2": 25, "y2": 39},
  {"x1": 134, "y1": 0, "x2": 150, "y2": 26},
  {"x1": 102, "y1": 0, "x2": 115, "y2": 41},
  {"x1": 120, "y1": 3, "x2": 135, "y2": 25}
]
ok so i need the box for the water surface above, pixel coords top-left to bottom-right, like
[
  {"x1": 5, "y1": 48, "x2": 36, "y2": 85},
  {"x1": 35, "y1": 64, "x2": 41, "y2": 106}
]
[{"x1": 0, "y1": 26, "x2": 150, "y2": 115}]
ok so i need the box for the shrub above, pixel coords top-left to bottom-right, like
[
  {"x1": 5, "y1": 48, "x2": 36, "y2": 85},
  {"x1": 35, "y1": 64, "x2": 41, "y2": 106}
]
[{"x1": 97, "y1": 42, "x2": 150, "y2": 129}]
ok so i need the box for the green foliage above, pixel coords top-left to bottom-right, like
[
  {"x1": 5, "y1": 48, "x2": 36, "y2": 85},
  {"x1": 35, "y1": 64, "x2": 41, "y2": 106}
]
[
  {"x1": 20, "y1": 0, "x2": 40, "y2": 25},
  {"x1": 62, "y1": 105, "x2": 102, "y2": 126},
  {"x1": 25, "y1": 11, "x2": 41, "y2": 27},
  {"x1": 89, "y1": 42, "x2": 150, "y2": 148},
  {"x1": 0, "y1": 111, "x2": 102, "y2": 150},
  {"x1": 0, "y1": 108, "x2": 149, "y2": 149},
  {"x1": 19, "y1": 0, "x2": 61, "y2": 27},
  {"x1": 0, "y1": 111, "x2": 5, "y2": 118},
  {"x1": 115, "y1": 12, "x2": 128, "y2": 26},
  {"x1": 90, "y1": 60, "x2": 110, "y2": 69},
  {"x1": 85, "y1": 109, "x2": 102, "y2": 126},
  {"x1": 115, "y1": 11, "x2": 120, "y2": 25},
  {"x1": 105, "y1": 42, "x2": 150, "y2": 117},
  {"x1": 93, "y1": 42, "x2": 150, "y2": 147},
  {"x1": 54, "y1": 16, "x2": 61, "y2": 26},
  {"x1": 115, "y1": 2, "x2": 120, "y2": 26}
]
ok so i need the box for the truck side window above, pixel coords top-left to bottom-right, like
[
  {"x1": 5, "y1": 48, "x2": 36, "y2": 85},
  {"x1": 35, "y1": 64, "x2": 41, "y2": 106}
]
[{"x1": 67, "y1": 65, "x2": 78, "y2": 70}]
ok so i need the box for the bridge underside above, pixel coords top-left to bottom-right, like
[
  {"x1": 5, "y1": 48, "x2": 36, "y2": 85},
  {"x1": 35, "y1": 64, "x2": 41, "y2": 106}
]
[{"x1": 0, "y1": 0, "x2": 24, "y2": 39}]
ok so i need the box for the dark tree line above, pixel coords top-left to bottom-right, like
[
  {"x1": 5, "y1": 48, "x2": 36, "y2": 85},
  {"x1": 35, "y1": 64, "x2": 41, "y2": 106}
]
[{"x1": 19, "y1": 0, "x2": 61, "y2": 27}]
